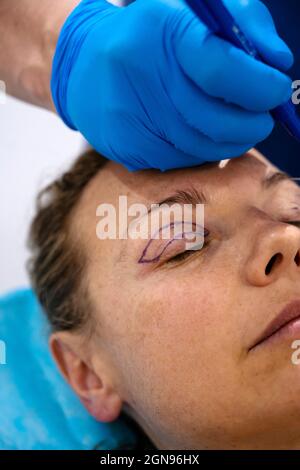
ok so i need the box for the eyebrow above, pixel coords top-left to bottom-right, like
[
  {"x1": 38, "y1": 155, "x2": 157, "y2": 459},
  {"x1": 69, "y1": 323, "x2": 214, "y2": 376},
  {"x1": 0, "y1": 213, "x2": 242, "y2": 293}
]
[
  {"x1": 147, "y1": 171, "x2": 291, "y2": 215},
  {"x1": 263, "y1": 171, "x2": 291, "y2": 189},
  {"x1": 148, "y1": 187, "x2": 207, "y2": 214}
]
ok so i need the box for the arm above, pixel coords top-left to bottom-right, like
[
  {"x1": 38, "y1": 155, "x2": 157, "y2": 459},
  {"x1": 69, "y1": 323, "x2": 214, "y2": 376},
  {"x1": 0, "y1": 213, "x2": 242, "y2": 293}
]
[
  {"x1": 0, "y1": 0, "x2": 79, "y2": 110},
  {"x1": 0, "y1": 0, "x2": 294, "y2": 172}
]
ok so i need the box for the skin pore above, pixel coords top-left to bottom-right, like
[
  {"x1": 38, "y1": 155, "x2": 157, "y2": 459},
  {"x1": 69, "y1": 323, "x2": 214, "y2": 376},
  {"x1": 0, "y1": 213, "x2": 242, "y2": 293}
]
[{"x1": 51, "y1": 149, "x2": 300, "y2": 449}]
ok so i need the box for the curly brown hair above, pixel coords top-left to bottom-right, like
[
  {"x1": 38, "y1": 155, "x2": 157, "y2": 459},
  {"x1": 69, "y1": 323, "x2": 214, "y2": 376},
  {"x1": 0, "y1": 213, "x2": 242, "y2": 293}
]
[{"x1": 27, "y1": 149, "x2": 108, "y2": 332}]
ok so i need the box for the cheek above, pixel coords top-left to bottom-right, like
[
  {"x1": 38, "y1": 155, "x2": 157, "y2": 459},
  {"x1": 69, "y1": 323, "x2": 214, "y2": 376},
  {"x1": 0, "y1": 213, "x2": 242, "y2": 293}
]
[
  {"x1": 124, "y1": 268, "x2": 243, "y2": 373},
  {"x1": 122, "y1": 278, "x2": 237, "y2": 406},
  {"x1": 135, "y1": 279, "x2": 229, "y2": 364}
]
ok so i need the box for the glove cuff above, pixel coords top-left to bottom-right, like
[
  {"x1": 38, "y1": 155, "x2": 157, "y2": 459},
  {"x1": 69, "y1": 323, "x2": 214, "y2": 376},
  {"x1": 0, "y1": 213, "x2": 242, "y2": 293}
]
[{"x1": 51, "y1": 0, "x2": 113, "y2": 129}]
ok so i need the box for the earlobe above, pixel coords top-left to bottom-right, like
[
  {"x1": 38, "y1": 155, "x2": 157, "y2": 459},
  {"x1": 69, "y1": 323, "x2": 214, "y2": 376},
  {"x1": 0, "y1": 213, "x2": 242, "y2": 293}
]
[
  {"x1": 50, "y1": 333, "x2": 123, "y2": 423},
  {"x1": 82, "y1": 388, "x2": 123, "y2": 423}
]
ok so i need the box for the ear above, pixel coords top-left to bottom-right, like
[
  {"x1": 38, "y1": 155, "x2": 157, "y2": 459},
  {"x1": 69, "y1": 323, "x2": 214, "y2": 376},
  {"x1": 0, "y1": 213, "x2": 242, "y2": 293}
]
[{"x1": 50, "y1": 332, "x2": 122, "y2": 423}]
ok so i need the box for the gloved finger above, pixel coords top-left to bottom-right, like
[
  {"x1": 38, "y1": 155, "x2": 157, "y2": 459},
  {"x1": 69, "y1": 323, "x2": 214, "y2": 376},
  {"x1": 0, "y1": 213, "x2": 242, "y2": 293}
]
[
  {"x1": 105, "y1": 113, "x2": 252, "y2": 172},
  {"x1": 51, "y1": 0, "x2": 117, "y2": 128},
  {"x1": 174, "y1": 24, "x2": 292, "y2": 112},
  {"x1": 162, "y1": 111, "x2": 256, "y2": 165},
  {"x1": 102, "y1": 117, "x2": 207, "y2": 171},
  {"x1": 223, "y1": 0, "x2": 294, "y2": 71},
  {"x1": 169, "y1": 71, "x2": 274, "y2": 144}
]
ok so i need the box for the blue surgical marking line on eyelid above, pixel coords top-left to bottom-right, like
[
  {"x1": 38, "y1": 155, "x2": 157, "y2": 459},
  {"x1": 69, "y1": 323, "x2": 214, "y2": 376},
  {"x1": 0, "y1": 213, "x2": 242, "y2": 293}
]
[
  {"x1": 138, "y1": 231, "x2": 206, "y2": 264},
  {"x1": 151, "y1": 221, "x2": 205, "y2": 241},
  {"x1": 138, "y1": 221, "x2": 203, "y2": 264},
  {"x1": 138, "y1": 221, "x2": 209, "y2": 264},
  {"x1": 139, "y1": 238, "x2": 178, "y2": 264}
]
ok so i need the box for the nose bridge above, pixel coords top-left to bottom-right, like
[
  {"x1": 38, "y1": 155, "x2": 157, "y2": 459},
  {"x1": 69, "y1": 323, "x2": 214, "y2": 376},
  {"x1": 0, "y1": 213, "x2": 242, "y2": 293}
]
[{"x1": 245, "y1": 214, "x2": 300, "y2": 286}]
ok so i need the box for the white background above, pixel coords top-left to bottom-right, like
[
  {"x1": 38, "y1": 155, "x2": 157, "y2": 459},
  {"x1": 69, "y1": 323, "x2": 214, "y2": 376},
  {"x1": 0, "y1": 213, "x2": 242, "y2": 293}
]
[
  {"x1": 0, "y1": 0, "x2": 124, "y2": 295},
  {"x1": 0, "y1": 97, "x2": 83, "y2": 294}
]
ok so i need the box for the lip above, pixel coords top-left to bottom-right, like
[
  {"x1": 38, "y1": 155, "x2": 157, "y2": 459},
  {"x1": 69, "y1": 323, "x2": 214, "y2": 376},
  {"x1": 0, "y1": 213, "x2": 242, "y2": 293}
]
[{"x1": 250, "y1": 300, "x2": 300, "y2": 351}]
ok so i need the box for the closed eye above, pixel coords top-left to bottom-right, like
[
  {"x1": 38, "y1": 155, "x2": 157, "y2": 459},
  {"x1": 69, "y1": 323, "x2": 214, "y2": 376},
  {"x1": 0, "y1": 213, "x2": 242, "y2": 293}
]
[
  {"x1": 138, "y1": 224, "x2": 209, "y2": 264},
  {"x1": 166, "y1": 240, "x2": 210, "y2": 265},
  {"x1": 166, "y1": 250, "x2": 195, "y2": 264}
]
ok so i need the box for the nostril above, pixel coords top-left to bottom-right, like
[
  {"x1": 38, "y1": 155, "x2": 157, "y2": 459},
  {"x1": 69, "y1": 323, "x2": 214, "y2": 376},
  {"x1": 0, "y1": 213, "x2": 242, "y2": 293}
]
[
  {"x1": 265, "y1": 253, "x2": 283, "y2": 275},
  {"x1": 295, "y1": 251, "x2": 300, "y2": 267}
]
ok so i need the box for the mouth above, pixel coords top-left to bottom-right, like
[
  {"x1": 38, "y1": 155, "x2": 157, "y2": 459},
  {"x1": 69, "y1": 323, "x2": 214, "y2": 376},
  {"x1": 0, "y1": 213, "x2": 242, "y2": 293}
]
[{"x1": 250, "y1": 300, "x2": 300, "y2": 351}]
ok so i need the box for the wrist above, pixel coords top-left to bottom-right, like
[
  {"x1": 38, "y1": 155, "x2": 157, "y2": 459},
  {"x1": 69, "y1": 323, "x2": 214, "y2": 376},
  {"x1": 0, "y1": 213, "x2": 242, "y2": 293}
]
[
  {"x1": 0, "y1": 0, "x2": 80, "y2": 110},
  {"x1": 51, "y1": 0, "x2": 115, "y2": 127},
  {"x1": 30, "y1": 0, "x2": 81, "y2": 110}
]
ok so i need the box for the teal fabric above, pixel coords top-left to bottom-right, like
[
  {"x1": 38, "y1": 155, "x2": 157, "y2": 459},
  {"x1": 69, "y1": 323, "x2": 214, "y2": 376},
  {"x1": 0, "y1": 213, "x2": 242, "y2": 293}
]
[{"x1": 0, "y1": 288, "x2": 137, "y2": 450}]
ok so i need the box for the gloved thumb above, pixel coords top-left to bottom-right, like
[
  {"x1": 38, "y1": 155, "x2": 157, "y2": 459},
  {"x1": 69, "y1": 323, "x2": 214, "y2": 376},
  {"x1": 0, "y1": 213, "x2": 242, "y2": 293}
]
[
  {"x1": 51, "y1": 0, "x2": 117, "y2": 129},
  {"x1": 224, "y1": 0, "x2": 294, "y2": 72}
]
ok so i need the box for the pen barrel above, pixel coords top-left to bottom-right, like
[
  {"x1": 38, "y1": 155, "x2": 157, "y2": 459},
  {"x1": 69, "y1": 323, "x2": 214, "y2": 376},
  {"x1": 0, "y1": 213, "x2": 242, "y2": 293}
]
[
  {"x1": 201, "y1": 0, "x2": 259, "y2": 57},
  {"x1": 185, "y1": 0, "x2": 300, "y2": 142},
  {"x1": 272, "y1": 102, "x2": 300, "y2": 141}
]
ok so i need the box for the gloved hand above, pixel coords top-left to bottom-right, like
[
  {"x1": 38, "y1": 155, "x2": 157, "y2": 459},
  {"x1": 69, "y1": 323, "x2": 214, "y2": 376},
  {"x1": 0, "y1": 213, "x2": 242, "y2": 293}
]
[{"x1": 51, "y1": 0, "x2": 294, "y2": 171}]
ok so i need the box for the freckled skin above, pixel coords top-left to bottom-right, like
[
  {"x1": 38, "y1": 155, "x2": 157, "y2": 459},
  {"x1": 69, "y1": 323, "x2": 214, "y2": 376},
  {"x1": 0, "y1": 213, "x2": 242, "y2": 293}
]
[{"x1": 56, "y1": 150, "x2": 300, "y2": 449}]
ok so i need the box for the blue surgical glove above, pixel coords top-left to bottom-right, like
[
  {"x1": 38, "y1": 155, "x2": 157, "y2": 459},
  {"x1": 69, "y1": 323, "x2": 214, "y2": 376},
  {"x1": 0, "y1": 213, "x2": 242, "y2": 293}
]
[{"x1": 51, "y1": 0, "x2": 294, "y2": 171}]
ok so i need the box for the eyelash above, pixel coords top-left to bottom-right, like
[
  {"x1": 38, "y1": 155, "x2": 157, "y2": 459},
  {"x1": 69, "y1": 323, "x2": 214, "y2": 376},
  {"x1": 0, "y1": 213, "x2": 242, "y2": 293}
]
[
  {"x1": 166, "y1": 239, "x2": 209, "y2": 264},
  {"x1": 289, "y1": 221, "x2": 300, "y2": 228},
  {"x1": 167, "y1": 250, "x2": 194, "y2": 264}
]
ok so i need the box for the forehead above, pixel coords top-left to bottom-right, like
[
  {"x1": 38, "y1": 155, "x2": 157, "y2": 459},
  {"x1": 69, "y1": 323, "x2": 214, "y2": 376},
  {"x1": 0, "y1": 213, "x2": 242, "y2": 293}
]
[{"x1": 81, "y1": 151, "x2": 273, "y2": 211}]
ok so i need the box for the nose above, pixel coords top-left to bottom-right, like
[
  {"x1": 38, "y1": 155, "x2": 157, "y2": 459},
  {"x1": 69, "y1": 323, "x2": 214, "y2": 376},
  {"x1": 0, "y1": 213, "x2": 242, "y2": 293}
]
[{"x1": 245, "y1": 223, "x2": 300, "y2": 286}]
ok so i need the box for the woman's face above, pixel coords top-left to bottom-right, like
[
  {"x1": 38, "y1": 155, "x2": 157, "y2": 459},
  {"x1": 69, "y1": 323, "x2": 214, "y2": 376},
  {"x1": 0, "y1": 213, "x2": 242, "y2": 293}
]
[{"x1": 62, "y1": 150, "x2": 300, "y2": 449}]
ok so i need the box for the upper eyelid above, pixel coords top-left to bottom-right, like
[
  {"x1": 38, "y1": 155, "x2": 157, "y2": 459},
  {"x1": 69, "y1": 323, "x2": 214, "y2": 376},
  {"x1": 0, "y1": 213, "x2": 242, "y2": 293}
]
[
  {"x1": 138, "y1": 227, "x2": 209, "y2": 264},
  {"x1": 138, "y1": 238, "x2": 178, "y2": 264}
]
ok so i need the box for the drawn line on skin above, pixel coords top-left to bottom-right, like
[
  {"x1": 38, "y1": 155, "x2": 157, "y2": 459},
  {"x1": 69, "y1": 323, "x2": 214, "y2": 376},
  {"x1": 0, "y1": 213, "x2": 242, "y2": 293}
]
[{"x1": 138, "y1": 221, "x2": 208, "y2": 264}]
